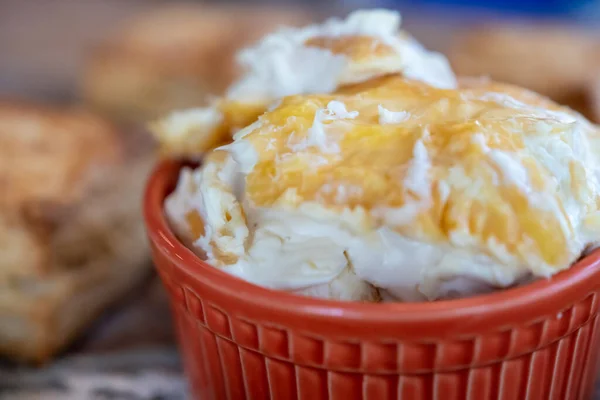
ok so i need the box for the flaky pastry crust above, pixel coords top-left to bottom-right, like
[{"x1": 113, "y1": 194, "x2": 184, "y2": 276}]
[{"x1": 0, "y1": 102, "x2": 153, "y2": 362}]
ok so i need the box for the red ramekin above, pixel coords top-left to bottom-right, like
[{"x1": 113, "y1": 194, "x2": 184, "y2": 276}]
[{"x1": 144, "y1": 159, "x2": 600, "y2": 400}]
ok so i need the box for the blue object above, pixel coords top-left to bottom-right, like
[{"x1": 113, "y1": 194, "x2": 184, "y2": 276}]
[{"x1": 382, "y1": 0, "x2": 596, "y2": 16}]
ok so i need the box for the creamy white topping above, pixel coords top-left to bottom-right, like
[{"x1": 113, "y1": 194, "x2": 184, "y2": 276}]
[
  {"x1": 289, "y1": 101, "x2": 358, "y2": 153},
  {"x1": 167, "y1": 154, "x2": 532, "y2": 302},
  {"x1": 378, "y1": 105, "x2": 410, "y2": 124},
  {"x1": 162, "y1": 10, "x2": 600, "y2": 303},
  {"x1": 167, "y1": 85, "x2": 600, "y2": 301}
]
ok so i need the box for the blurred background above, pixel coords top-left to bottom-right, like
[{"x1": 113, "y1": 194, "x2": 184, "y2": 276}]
[
  {"x1": 2, "y1": 0, "x2": 600, "y2": 105},
  {"x1": 0, "y1": 0, "x2": 599, "y2": 399}
]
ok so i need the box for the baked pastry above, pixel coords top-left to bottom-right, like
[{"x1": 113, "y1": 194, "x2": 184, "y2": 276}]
[
  {"x1": 166, "y1": 73, "x2": 600, "y2": 302},
  {"x1": 589, "y1": 76, "x2": 600, "y2": 123},
  {"x1": 80, "y1": 4, "x2": 311, "y2": 123},
  {"x1": 0, "y1": 102, "x2": 153, "y2": 363},
  {"x1": 151, "y1": 9, "x2": 457, "y2": 157},
  {"x1": 447, "y1": 24, "x2": 600, "y2": 117}
]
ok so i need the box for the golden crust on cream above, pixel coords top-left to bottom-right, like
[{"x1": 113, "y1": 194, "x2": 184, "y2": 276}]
[
  {"x1": 166, "y1": 74, "x2": 600, "y2": 301},
  {"x1": 151, "y1": 9, "x2": 456, "y2": 157}
]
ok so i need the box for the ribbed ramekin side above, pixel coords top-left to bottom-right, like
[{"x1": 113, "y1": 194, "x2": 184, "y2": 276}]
[{"x1": 154, "y1": 240, "x2": 600, "y2": 400}]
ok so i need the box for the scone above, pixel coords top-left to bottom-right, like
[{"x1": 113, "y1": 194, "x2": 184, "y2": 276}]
[
  {"x1": 447, "y1": 24, "x2": 600, "y2": 117},
  {"x1": 589, "y1": 76, "x2": 600, "y2": 123},
  {"x1": 80, "y1": 4, "x2": 311, "y2": 123},
  {"x1": 150, "y1": 9, "x2": 457, "y2": 157},
  {"x1": 0, "y1": 102, "x2": 153, "y2": 363},
  {"x1": 165, "y1": 74, "x2": 600, "y2": 302}
]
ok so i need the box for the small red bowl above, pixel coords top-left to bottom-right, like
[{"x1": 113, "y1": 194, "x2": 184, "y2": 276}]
[{"x1": 144, "y1": 159, "x2": 600, "y2": 400}]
